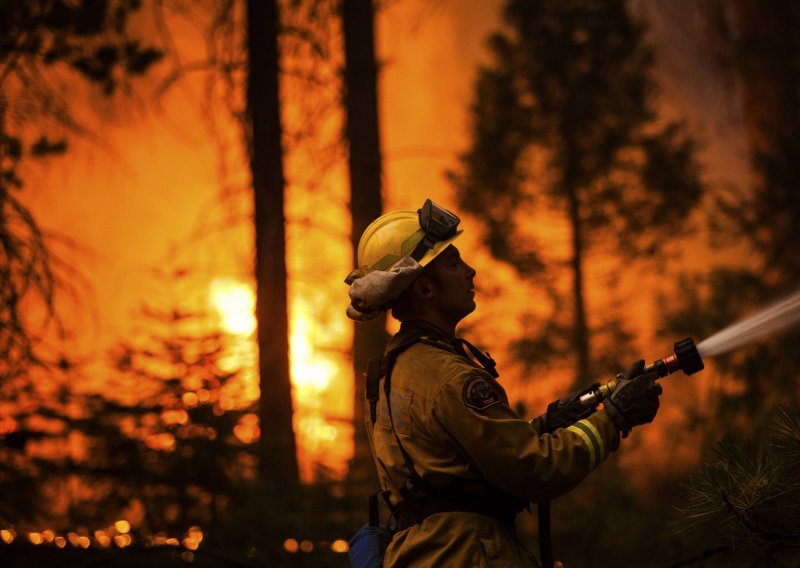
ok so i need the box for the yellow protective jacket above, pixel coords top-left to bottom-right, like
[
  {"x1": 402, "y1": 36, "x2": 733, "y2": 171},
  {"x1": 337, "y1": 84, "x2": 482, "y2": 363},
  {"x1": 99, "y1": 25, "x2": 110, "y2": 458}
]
[{"x1": 366, "y1": 322, "x2": 621, "y2": 567}]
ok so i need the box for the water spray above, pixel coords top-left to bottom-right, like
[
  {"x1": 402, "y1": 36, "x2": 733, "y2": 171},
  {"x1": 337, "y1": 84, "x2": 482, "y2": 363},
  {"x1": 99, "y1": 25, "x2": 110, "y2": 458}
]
[
  {"x1": 577, "y1": 288, "x2": 800, "y2": 409},
  {"x1": 695, "y1": 288, "x2": 800, "y2": 357}
]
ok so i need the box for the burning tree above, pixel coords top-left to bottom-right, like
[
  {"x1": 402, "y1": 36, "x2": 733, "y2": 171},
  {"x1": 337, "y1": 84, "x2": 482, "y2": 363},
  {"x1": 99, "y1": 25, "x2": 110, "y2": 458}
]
[{"x1": 0, "y1": 304, "x2": 253, "y2": 558}]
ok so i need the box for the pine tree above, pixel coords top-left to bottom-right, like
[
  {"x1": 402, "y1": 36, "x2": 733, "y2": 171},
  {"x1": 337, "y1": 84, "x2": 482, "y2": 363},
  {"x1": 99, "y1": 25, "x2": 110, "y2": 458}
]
[{"x1": 449, "y1": 0, "x2": 703, "y2": 385}]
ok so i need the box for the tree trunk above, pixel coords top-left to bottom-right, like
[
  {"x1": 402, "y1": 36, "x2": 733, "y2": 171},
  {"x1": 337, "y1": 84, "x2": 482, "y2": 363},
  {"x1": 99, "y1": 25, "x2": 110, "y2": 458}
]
[
  {"x1": 342, "y1": 0, "x2": 386, "y2": 487},
  {"x1": 564, "y1": 150, "x2": 590, "y2": 387},
  {"x1": 247, "y1": 0, "x2": 299, "y2": 491}
]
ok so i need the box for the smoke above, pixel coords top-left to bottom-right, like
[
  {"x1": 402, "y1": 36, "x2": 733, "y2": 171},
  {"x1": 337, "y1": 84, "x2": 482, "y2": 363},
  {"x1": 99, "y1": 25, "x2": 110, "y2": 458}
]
[{"x1": 697, "y1": 288, "x2": 800, "y2": 357}]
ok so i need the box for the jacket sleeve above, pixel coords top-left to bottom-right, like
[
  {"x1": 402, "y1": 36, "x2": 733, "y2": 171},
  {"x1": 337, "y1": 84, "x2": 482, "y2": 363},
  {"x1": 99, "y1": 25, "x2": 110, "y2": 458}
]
[{"x1": 429, "y1": 369, "x2": 620, "y2": 503}]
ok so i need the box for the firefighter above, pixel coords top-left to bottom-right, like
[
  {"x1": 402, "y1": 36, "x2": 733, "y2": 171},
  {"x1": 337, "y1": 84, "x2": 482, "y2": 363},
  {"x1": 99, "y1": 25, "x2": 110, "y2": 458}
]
[{"x1": 345, "y1": 200, "x2": 662, "y2": 567}]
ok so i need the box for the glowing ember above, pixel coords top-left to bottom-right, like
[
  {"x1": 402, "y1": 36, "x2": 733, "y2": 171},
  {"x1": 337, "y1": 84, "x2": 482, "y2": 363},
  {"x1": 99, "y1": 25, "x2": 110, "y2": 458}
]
[{"x1": 233, "y1": 413, "x2": 260, "y2": 444}]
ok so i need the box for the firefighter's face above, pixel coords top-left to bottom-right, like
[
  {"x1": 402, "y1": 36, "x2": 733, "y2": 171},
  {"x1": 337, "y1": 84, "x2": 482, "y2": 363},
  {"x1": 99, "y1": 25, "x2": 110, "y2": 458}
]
[{"x1": 424, "y1": 245, "x2": 477, "y2": 323}]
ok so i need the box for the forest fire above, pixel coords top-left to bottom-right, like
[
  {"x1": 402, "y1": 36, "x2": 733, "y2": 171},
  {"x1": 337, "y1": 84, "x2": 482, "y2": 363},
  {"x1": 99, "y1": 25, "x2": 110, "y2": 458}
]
[
  {"x1": 208, "y1": 277, "x2": 351, "y2": 479},
  {"x1": 2, "y1": 0, "x2": 798, "y2": 566},
  {"x1": 209, "y1": 279, "x2": 257, "y2": 336}
]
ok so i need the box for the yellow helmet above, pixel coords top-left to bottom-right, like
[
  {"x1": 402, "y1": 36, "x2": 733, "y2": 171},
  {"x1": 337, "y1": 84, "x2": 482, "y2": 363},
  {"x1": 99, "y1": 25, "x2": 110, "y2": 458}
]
[{"x1": 356, "y1": 201, "x2": 463, "y2": 276}]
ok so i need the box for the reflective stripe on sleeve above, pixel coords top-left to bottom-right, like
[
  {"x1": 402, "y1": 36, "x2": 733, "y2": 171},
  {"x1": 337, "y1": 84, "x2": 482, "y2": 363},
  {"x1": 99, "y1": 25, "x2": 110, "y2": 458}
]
[{"x1": 567, "y1": 419, "x2": 605, "y2": 469}]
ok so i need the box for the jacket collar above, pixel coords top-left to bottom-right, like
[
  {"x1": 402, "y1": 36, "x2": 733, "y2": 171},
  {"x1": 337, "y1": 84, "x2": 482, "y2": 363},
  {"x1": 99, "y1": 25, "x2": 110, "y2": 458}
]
[{"x1": 386, "y1": 319, "x2": 454, "y2": 353}]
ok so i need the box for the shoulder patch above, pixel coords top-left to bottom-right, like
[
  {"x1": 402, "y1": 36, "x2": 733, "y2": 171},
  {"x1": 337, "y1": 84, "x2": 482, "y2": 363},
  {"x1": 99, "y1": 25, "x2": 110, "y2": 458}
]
[{"x1": 463, "y1": 376, "x2": 501, "y2": 411}]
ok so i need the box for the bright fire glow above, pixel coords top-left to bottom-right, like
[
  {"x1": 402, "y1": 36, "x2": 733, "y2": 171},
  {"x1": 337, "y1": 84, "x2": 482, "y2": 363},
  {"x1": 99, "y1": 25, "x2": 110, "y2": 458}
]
[
  {"x1": 206, "y1": 276, "x2": 351, "y2": 481},
  {"x1": 289, "y1": 297, "x2": 352, "y2": 479},
  {"x1": 290, "y1": 306, "x2": 337, "y2": 393},
  {"x1": 209, "y1": 279, "x2": 257, "y2": 336}
]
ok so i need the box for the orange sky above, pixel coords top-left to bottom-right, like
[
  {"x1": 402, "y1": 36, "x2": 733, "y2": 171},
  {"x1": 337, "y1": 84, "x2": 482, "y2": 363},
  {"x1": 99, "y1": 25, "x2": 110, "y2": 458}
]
[{"x1": 17, "y1": 0, "x2": 753, "y2": 482}]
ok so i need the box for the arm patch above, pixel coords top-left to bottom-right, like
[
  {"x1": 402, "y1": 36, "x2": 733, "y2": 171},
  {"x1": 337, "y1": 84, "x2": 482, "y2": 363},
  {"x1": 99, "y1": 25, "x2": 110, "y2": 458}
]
[{"x1": 463, "y1": 376, "x2": 501, "y2": 411}]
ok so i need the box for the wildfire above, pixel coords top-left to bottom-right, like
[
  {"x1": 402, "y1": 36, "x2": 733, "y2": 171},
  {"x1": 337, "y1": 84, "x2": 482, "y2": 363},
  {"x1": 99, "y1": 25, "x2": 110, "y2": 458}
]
[
  {"x1": 209, "y1": 279, "x2": 257, "y2": 336},
  {"x1": 207, "y1": 279, "x2": 352, "y2": 480}
]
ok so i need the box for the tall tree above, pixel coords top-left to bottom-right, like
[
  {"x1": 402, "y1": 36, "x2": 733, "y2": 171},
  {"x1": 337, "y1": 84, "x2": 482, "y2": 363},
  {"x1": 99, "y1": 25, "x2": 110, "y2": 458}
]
[
  {"x1": 450, "y1": 0, "x2": 703, "y2": 385},
  {"x1": 342, "y1": 0, "x2": 386, "y2": 485},
  {"x1": 246, "y1": 0, "x2": 299, "y2": 490}
]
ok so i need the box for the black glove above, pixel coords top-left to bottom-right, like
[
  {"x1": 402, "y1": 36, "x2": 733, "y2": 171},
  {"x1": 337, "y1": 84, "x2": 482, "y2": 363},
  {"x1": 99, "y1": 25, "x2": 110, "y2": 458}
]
[
  {"x1": 603, "y1": 360, "x2": 662, "y2": 437},
  {"x1": 543, "y1": 382, "x2": 600, "y2": 433}
]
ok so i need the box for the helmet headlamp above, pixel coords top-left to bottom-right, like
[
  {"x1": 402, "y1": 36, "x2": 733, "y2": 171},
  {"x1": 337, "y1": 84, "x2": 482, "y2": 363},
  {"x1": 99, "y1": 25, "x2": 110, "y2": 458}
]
[{"x1": 410, "y1": 199, "x2": 461, "y2": 261}]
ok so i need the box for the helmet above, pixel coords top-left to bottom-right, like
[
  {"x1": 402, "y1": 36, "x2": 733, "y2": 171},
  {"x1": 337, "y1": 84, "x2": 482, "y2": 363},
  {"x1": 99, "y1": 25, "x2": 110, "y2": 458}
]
[{"x1": 356, "y1": 205, "x2": 463, "y2": 277}]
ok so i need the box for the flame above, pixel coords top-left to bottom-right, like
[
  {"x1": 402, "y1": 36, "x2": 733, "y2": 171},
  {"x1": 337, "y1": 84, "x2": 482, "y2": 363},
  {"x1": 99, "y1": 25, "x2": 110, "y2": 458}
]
[
  {"x1": 208, "y1": 280, "x2": 351, "y2": 480},
  {"x1": 289, "y1": 298, "x2": 352, "y2": 479},
  {"x1": 290, "y1": 305, "x2": 337, "y2": 393},
  {"x1": 209, "y1": 279, "x2": 257, "y2": 336}
]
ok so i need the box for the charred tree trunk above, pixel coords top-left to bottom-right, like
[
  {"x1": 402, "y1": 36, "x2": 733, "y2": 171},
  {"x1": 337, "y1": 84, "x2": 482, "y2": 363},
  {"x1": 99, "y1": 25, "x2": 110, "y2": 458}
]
[
  {"x1": 247, "y1": 0, "x2": 299, "y2": 491},
  {"x1": 343, "y1": 0, "x2": 386, "y2": 486}
]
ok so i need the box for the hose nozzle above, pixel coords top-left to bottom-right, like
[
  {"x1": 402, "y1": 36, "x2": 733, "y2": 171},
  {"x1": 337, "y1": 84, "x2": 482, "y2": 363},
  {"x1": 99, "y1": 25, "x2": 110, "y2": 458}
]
[
  {"x1": 644, "y1": 337, "x2": 704, "y2": 378},
  {"x1": 578, "y1": 338, "x2": 704, "y2": 408}
]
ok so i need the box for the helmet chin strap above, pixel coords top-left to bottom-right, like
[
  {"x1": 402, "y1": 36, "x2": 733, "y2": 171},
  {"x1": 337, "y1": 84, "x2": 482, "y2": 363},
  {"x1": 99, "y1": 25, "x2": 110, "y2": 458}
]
[{"x1": 409, "y1": 234, "x2": 438, "y2": 262}]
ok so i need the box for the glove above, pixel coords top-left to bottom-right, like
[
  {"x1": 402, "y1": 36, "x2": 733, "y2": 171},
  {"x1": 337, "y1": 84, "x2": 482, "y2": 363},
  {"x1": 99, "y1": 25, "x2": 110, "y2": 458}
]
[
  {"x1": 543, "y1": 382, "x2": 600, "y2": 433},
  {"x1": 603, "y1": 359, "x2": 662, "y2": 437}
]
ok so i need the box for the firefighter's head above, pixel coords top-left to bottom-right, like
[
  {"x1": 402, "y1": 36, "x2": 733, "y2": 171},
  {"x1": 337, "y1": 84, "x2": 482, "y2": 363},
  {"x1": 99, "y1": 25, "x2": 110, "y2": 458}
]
[
  {"x1": 346, "y1": 200, "x2": 476, "y2": 326},
  {"x1": 391, "y1": 243, "x2": 477, "y2": 324}
]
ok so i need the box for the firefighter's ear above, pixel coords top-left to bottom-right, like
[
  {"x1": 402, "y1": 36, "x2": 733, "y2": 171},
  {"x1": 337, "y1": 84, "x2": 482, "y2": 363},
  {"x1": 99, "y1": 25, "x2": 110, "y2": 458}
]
[{"x1": 412, "y1": 275, "x2": 435, "y2": 299}]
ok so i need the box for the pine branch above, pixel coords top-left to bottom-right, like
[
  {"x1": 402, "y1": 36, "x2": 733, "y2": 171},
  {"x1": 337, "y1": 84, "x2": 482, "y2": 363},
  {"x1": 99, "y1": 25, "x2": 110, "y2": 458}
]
[{"x1": 675, "y1": 406, "x2": 800, "y2": 550}]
